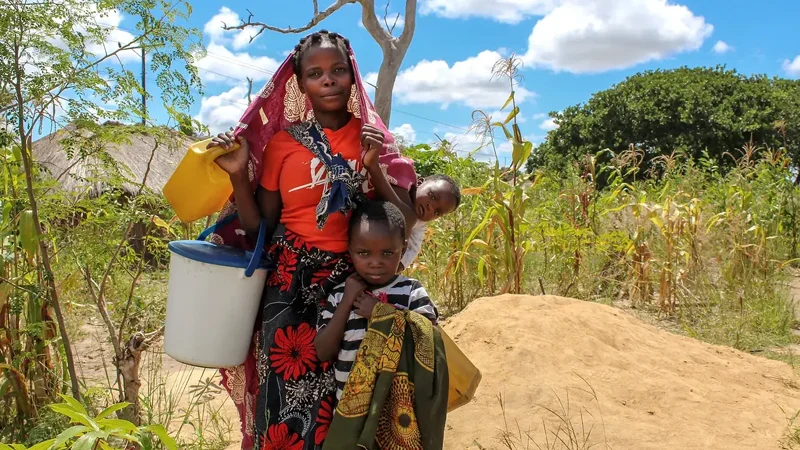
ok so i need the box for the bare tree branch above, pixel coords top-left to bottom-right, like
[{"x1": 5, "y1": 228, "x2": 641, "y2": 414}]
[
  {"x1": 358, "y1": 0, "x2": 392, "y2": 47},
  {"x1": 224, "y1": 0, "x2": 357, "y2": 36},
  {"x1": 399, "y1": 0, "x2": 417, "y2": 46},
  {"x1": 382, "y1": 0, "x2": 402, "y2": 35}
]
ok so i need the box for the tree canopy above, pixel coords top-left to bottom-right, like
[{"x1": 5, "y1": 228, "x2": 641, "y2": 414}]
[{"x1": 528, "y1": 66, "x2": 800, "y2": 177}]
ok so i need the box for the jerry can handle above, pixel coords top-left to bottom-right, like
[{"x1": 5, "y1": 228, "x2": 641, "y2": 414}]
[{"x1": 196, "y1": 212, "x2": 267, "y2": 278}]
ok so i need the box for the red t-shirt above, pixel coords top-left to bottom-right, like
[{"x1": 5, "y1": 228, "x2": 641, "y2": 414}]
[{"x1": 260, "y1": 117, "x2": 374, "y2": 253}]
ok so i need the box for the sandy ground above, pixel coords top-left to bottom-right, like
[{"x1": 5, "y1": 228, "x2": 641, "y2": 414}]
[
  {"x1": 74, "y1": 294, "x2": 800, "y2": 450},
  {"x1": 444, "y1": 295, "x2": 800, "y2": 450}
]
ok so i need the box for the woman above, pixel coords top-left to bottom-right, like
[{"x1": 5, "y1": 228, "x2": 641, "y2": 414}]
[{"x1": 206, "y1": 31, "x2": 416, "y2": 450}]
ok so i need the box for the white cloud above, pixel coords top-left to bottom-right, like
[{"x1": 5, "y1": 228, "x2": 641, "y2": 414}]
[
  {"x1": 204, "y1": 7, "x2": 261, "y2": 50},
  {"x1": 521, "y1": 0, "x2": 713, "y2": 73},
  {"x1": 421, "y1": 0, "x2": 557, "y2": 23},
  {"x1": 369, "y1": 50, "x2": 534, "y2": 109},
  {"x1": 194, "y1": 43, "x2": 280, "y2": 85},
  {"x1": 783, "y1": 56, "x2": 800, "y2": 77},
  {"x1": 712, "y1": 40, "x2": 732, "y2": 54},
  {"x1": 194, "y1": 84, "x2": 250, "y2": 134},
  {"x1": 539, "y1": 118, "x2": 558, "y2": 131},
  {"x1": 391, "y1": 123, "x2": 417, "y2": 143}
]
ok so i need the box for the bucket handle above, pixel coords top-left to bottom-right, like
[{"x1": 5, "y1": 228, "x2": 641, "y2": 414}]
[{"x1": 196, "y1": 212, "x2": 267, "y2": 278}]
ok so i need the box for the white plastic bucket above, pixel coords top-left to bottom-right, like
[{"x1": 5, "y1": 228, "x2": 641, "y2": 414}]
[{"x1": 164, "y1": 217, "x2": 268, "y2": 368}]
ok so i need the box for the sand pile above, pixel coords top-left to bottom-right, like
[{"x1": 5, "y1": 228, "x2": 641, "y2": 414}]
[{"x1": 443, "y1": 295, "x2": 800, "y2": 450}]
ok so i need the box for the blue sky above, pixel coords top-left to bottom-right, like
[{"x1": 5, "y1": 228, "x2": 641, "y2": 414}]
[{"x1": 110, "y1": 0, "x2": 800, "y2": 163}]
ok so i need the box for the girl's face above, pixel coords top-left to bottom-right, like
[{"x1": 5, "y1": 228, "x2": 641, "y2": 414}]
[
  {"x1": 414, "y1": 179, "x2": 458, "y2": 222},
  {"x1": 349, "y1": 220, "x2": 405, "y2": 287},
  {"x1": 297, "y1": 43, "x2": 353, "y2": 115}
]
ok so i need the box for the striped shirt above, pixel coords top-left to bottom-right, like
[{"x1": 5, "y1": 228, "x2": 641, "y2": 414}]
[
  {"x1": 401, "y1": 221, "x2": 428, "y2": 269},
  {"x1": 317, "y1": 275, "x2": 438, "y2": 400}
]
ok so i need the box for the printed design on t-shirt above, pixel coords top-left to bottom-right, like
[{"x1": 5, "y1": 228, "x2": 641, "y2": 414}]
[{"x1": 288, "y1": 157, "x2": 372, "y2": 194}]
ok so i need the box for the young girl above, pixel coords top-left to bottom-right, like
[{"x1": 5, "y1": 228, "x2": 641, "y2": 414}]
[
  {"x1": 206, "y1": 31, "x2": 416, "y2": 450},
  {"x1": 314, "y1": 200, "x2": 448, "y2": 449}
]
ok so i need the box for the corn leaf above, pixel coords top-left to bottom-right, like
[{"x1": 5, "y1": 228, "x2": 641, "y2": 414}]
[
  {"x1": 501, "y1": 91, "x2": 515, "y2": 111},
  {"x1": 504, "y1": 106, "x2": 520, "y2": 125}
]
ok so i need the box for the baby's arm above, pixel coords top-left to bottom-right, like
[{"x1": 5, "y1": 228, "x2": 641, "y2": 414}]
[
  {"x1": 399, "y1": 222, "x2": 426, "y2": 272},
  {"x1": 363, "y1": 149, "x2": 417, "y2": 237},
  {"x1": 314, "y1": 274, "x2": 365, "y2": 362}
]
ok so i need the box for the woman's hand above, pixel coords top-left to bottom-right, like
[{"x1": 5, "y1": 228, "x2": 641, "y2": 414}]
[
  {"x1": 353, "y1": 292, "x2": 379, "y2": 319},
  {"x1": 208, "y1": 128, "x2": 250, "y2": 179},
  {"x1": 361, "y1": 124, "x2": 384, "y2": 169}
]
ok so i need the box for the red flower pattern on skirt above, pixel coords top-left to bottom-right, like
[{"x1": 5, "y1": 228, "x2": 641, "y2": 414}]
[
  {"x1": 269, "y1": 323, "x2": 318, "y2": 380},
  {"x1": 268, "y1": 250, "x2": 299, "y2": 290},
  {"x1": 314, "y1": 396, "x2": 334, "y2": 445},
  {"x1": 311, "y1": 268, "x2": 332, "y2": 286},
  {"x1": 260, "y1": 423, "x2": 304, "y2": 450}
]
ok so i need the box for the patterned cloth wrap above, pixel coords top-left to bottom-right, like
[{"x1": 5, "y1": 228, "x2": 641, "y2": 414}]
[
  {"x1": 209, "y1": 36, "x2": 417, "y2": 450},
  {"x1": 322, "y1": 302, "x2": 449, "y2": 450}
]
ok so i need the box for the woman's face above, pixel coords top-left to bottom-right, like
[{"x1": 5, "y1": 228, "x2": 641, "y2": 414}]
[{"x1": 297, "y1": 44, "x2": 353, "y2": 115}]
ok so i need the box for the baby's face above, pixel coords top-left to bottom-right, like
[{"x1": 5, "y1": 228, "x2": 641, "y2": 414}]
[{"x1": 414, "y1": 179, "x2": 458, "y2": 222}]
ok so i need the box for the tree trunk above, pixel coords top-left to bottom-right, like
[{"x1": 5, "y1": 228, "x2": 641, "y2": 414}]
[
  {"x1": 12, "y1": 37, "x2": 81, "y2": 401},
  {"x1": 373, "y1": 48, "x2": 404, "y2": 126},
  {"x1": 17, "y1": 132, "x2": 81, "y2": 401},
  {"x1": 116, "y1": 332, "x2": 147, "y2": 424},
  {"x1": 358, "y1": 0, "x2": 416, "y2": 128}
]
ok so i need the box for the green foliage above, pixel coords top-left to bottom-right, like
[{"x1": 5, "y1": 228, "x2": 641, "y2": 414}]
[
  {"x1": 529, "y1": 66, "x2": 800, "y2": 178},
  {"x1": 411, "y1": 60, "x2": 799, "y2": 358},
  {"x1": 0, "y1": 0, "x2": 205, "y2": 438},
  {"x1": 1, "y1": 395, "x2": 177, "y2": 450}
]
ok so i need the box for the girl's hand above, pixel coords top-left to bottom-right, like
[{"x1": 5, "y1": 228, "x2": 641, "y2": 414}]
[
  {"x1": 343, "y1": 273, "x2": 367, "y2": 303},
  {"x1": 361, "y1": 125, "x2": 384, "y2": 168},
  {"x1": 208, "y1": 128, "x2": 250, "y2": 178},
  {"x1": 353, "y1": 292, "x2": 379, "y2": 319}
]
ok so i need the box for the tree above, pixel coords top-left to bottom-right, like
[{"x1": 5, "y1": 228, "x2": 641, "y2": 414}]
[
  {"x1": 1, "y1": 0, "x2": 201, "y2": 425},
  {"x1": 528, "y1": 66, "x2": 800, "y2": 179},
  {"x1": 224, "y1": 0, "x2": 417, "y2": 126}
]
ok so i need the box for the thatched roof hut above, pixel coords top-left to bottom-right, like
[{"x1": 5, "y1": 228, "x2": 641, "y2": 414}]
[{"x1": 31, "y1": 122, "x2": 199, "y2": 198}]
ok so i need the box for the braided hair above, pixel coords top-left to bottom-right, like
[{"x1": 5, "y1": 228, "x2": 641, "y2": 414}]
[
  {"x1": 348, "y1": 200, "x2": 407, "y2": 243},
  {"x1": 292, "y1": 30, "x2": 352, "y2": 78}
]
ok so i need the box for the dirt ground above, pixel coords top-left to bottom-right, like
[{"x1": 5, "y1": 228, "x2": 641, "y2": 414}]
[
  {"x1": 74, "y1": 294, "x2": 800, "y2": 450},
  {"x1": 443, "y1": 295, "x2": 800, "y2": 450}
]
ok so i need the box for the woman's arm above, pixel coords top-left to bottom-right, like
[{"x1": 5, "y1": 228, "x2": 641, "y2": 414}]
[
  {"x1": 255, "y1": 188, "x2": 282, "y2": 240},
  {"x1": 212, "y1": 130, "x2": 283, "y2": 239}
]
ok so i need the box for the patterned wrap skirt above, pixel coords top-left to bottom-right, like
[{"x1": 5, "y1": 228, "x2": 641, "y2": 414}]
[{"x1": 225, "y1": 228, "x2": 354, "y2": 450}]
